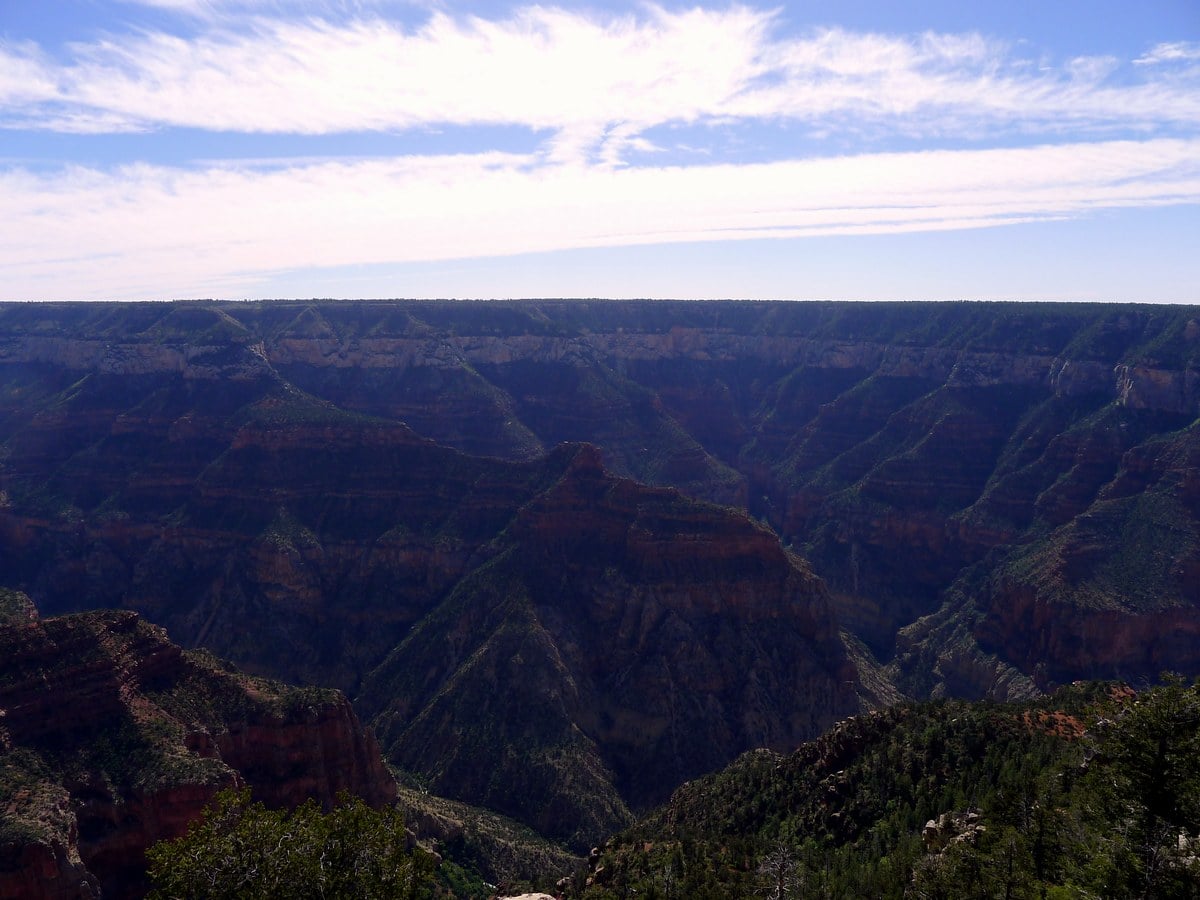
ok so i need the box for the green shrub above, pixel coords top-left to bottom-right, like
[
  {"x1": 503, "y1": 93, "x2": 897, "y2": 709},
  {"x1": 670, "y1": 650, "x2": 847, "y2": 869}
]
[{"x1": 146, "y1": 788, "x2": 434, "y2": 899}]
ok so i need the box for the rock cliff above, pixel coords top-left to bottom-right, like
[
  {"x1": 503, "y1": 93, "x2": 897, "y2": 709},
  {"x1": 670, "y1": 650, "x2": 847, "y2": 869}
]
[
  {"x1": 2, "y1": 298, "x2": 1199, "y2": 844},
  {"x1": 0, "y1": 599, "x2": 396, "y2": 899},
  {"x1": 0, "y1": 331, "x2": 865, "y2": 848}
]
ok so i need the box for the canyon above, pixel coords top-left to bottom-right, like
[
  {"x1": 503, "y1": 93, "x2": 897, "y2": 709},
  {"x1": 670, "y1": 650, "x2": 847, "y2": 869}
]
[{"x1": 1, "y1": 299, "x2": 1198, "y2": 886}]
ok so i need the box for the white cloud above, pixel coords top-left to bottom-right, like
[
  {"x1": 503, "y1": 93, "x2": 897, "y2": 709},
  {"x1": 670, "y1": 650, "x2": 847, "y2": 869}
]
[
  {"x1": 4, "y1": 5, "x2": 1198, "y2": 302},
  {"x1": 115, "y1": 0, "x2": 213, "y2": 9},
  {"x1": 1135, "y1": 41, "x2": 1200, "y2": 66},
  {"x1": 0, "y1": 43, "x2": 59, "y2": 107},
  {"x1": 3, "y1": 138, "x2": 1198, "y2": 300},
  {"x1": 68, "y1": 6, "x2": 768, "y2": 150},
  {"x1": 113, "y1": 0, "x2": 435, "y2": 16},
  {"x1": 2, "y1": 8, "x2": 1198, "y2": 163}
]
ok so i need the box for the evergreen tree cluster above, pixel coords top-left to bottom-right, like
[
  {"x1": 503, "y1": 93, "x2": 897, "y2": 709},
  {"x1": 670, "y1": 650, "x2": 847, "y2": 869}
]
[
  {"x1": 146, "y1": 789, "x2": 435, "y2": 899},
  {"x1": 568, "y1": 680, "x2": 1200, "y2": 899}
]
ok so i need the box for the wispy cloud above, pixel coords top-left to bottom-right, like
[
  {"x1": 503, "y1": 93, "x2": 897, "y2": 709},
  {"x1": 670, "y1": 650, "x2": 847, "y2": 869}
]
[
  {"x1": 0, "y1": 41, "x2": 59, "y2": 107},
  {"x1": 3, "y1": 138, "x2": 1197, "y2": 300},
  {"x1": 2, "y1": 7, "x2": 1197, "y2": 160},
  {"x1": 1135, "y1": 41, "x2": 1200, "y2": 66},
  {"x1": 113, "y1": 0, "x2": 435, "y2": 16},
  {"x1": 3, "y1": 4, "x2": 1197, "y2": 301}
]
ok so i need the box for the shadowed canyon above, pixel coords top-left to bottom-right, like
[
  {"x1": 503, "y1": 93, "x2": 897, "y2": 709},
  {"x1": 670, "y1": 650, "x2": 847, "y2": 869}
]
[{"x1": 2, "y1": 299, "x2": 1199, "y2": 894}]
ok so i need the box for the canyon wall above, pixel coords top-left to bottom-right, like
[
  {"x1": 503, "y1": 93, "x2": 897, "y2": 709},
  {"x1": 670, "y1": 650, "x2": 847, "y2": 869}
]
[
  {"x1": 1, "y1": 299, "x2": 1198, "y2": 849},
  {"x1": 0, "y1": 600, "x2": 395, "y2": 898}
]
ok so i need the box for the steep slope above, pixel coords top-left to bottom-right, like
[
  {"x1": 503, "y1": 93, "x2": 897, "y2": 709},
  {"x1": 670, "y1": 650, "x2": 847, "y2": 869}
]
[
  {"x1": 0, "y1": 313, "x2": 866, "y2": 847},
  {"x1": 569, "y1": 680, "x2": 1200, "y2": 900},
  {"x1": 394, "y1": 784, "x2": 583, "y2": 895},
  {"x1": 3, "y1": 298, "x2": 1200, "y2": 848},
  {"x1": 0, "y1": 597, "x2": 396, "y2": 899},
  {"x1": 360, "y1": 444, "x2": 860, "y2": 849},
  {"x1": 275, "y1": 302, "x2": 1200, "y2": 692},
  {"x1": 891, "y1": 405, "x2": 1200, "y2": 699},
  {"x1": 0, "y1": 366, "x2": 566, "y2": 690},
  {"x1": 6, "y1": 299, "x2": 1197, "y2": 694}
]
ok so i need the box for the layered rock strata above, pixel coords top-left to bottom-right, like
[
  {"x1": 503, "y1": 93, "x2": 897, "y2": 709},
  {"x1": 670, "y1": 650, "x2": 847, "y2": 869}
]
[
  {"x1": 0, "y1": 601, "x2": 395, "y2": 899},
  {"x1": 1, "y1": 298, "x2": 1199, "y2": 820}
]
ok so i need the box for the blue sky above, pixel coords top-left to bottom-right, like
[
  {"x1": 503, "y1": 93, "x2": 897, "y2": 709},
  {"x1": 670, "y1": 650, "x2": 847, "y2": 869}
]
[{"x1": 2, "y1": 1, "x2": 1198, "y2": 302}]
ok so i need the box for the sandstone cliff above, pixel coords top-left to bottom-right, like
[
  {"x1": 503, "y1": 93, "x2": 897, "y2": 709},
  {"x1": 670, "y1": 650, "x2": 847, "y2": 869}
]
[{"x1": 0, "y1": 600, "x2": 396, "y2": 899}]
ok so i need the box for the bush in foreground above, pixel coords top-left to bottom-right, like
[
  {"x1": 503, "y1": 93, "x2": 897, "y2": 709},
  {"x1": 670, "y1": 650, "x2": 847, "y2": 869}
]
[{"x1": 146, "y1": 788, "x2": 434, "y2": 899}]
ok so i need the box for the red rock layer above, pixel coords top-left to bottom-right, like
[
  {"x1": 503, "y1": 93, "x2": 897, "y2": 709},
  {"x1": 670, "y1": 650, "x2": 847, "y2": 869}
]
[{"x1": 0, "y1": 608, "x2": 396, "y2": 899}]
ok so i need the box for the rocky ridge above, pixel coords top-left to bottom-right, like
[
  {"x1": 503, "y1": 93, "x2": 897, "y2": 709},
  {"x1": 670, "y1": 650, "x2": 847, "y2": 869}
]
[
  {"x1": 567, "y1": 680, "x2": 1200, "y2": 899},
  {"x1": 0, "y1": 596, "x2": 396, "y2": 899},
  {"x1": 359, "y1": 443, "x2": 861, "y2": 847}
]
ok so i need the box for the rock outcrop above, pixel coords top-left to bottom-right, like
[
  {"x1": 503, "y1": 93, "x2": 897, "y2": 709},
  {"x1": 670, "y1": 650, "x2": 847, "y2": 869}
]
[{"x1": 0, "y1": 600, "x2": 396, "y2": 899}]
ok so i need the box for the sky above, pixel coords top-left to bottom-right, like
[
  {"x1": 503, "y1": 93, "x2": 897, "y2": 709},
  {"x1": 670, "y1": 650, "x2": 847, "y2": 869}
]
[{"x1": 1, "y1": 1, "x2": 1198, "y2": 302}]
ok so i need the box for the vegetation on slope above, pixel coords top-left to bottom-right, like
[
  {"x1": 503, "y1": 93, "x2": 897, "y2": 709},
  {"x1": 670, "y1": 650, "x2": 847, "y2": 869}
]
[
  {"x1": 5, "y1": 298, "x2": 1200, "y2": 694},
  {"x1": 393, "y1": 783, "x2": 582, "y2": 897},
  {"x1": 0, "y1": 603, "x2": 396, "y2": 896},
  {"x1": 567, "y1": 679, "x2": 1200, "y2": 899},
  {"x1": 146, "y1": 788, "x2": 434, "y2": 899}
]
